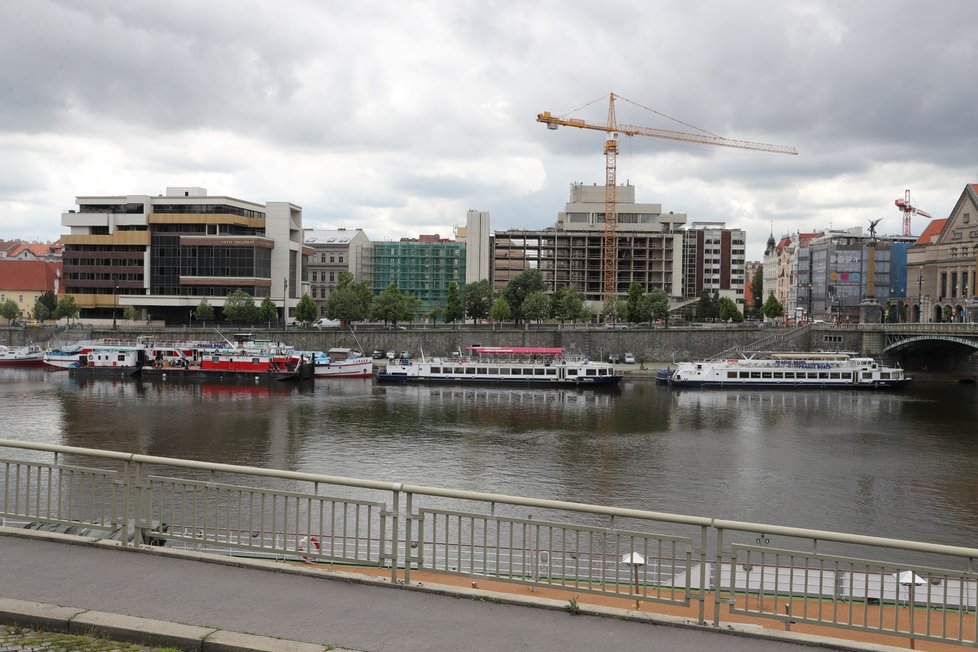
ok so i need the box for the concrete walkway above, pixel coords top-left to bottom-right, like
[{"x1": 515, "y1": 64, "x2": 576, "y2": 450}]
[{"x1": 0, "y1": 530, "x2": 897, "y2": 652}]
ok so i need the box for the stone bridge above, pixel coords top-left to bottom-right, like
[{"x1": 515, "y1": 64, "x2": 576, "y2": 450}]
[{"x1": 857, "y1": 322, "x2": 978, "y2": 376}]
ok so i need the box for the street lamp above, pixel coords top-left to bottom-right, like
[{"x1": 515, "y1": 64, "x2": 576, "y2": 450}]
[
  {"x1": 112, "y1": 281, "x2": 118, "y2": 330},
  {"x1": 917, "y1": 273, "x2": 924, "y2": 323}
]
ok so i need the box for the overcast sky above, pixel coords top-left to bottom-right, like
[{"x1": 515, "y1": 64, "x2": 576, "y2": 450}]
[{"x1": 2, "y1": 0, "x2": 976, "y2": 260}]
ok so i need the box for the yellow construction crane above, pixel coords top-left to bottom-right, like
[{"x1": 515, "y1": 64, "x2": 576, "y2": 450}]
[{"x1": 537, "y1": 92, "x2": 797, "y2": 302}]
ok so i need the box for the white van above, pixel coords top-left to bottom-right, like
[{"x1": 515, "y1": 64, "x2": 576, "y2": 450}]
[{"x1": 312, "y1": 318, "x2": 341, "y2": 329}]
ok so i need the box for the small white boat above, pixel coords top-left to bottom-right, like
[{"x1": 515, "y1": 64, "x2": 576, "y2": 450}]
[
  {"x1": 309, "y1": 348, "x2": 373, "y2": 378},
  {"x1": 665, "y1": 352, "x2": 910, "y2": 389},
  {"x1": 376, "y1": 346, "x2": 622, "y2": 386},
  {"x1": 0, "y1": 344, "x2": 46, "y2": 367}
]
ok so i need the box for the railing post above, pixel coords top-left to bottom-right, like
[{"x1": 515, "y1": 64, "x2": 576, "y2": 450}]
[
  {"x1": 390, "y1": 484, "x2": 401, "y2": 584},
  {"x1": 131, "y1": 459, "x2": 143, "y2": 548},
  {"x1": 713, "y1": 526, "x2": 725, "y2": 626},
  {"x1": 403, "y1": 490, "x2": 413, "y2": 585},
  {"x1": 697, "y1": 525, "x2": 708, "y2": 624}
]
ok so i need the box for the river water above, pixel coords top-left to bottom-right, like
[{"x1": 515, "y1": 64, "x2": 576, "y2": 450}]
[{"x1": 2, "y1": 368, "x2": 976, "y2": 549}]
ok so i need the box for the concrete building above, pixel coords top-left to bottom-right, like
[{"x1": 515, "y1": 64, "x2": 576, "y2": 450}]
[
  {"x1": 60, "y1": 187, "x2": 304, "y2": 324},
  {"x1": 304, "y1": 228, "x2": 372, "y2": 314},
  {"x1": 491, "y1": 182, "x2": 686, "y2": 307},
  {"x1": 680, "y1": 222, "x2": 747, "y2": 308},
  {"x1": 456, "y1": 210, "x2": 491, "y2": 284}
]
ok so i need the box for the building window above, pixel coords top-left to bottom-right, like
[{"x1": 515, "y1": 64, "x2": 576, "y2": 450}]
[{"x1": 312, "y1": 271, "x2": 317, "y2": 282}]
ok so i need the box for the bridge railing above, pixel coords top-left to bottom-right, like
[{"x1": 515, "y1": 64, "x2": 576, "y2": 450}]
[{"x1": 2, "y1": 438, "x2": 976, "y2": 647}]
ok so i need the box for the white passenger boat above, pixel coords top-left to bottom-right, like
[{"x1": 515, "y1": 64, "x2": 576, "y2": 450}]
[
  {"x1": 309, "y1": 348, "x2": 373, "y2": 378},
  {"x1": 0, "y1": 344, "x2": 46, "y2": 367},
  {"x1": 68, "y1": 347, "x2": 148, "y2": 378},
  {"x1": 376, "y1": 346, "x2": 622, "y2": 386},
  {"x1": 664, "y1": 352, "x2": 910, "y2": 389}
]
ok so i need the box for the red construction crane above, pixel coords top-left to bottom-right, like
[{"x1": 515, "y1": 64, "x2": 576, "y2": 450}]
[
  {"x1": 895, "y1": 189, "x2": 932, "y2": 236},
  {"x1": 537, "y1": 93, "x2": 797, "y2": 302}
]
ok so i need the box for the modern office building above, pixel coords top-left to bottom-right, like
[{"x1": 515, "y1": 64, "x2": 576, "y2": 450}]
[
  {"x1": 371, "y1": 235, "x2": 466, "y2": 314},
  {"x1": 491, "y1": 183, "x2": 686, "y2": 307},
  {"x1": 457, "y1": 210, "x2": 491, "y2": 284},
  {"x1": 60, "y1": 187, "x2": 304, "y2": 324},
  {"x1": 305, "y1": 228, "x2": 372, "y2": 314}
]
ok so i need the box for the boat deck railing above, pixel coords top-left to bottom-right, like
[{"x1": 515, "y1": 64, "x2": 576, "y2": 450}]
[{"x1": 1, "y1": 438, "x2": 976, "y2": 648}]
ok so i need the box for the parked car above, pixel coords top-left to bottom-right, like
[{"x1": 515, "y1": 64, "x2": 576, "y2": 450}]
[
  {"x1": 608, "y1": 353, "x2": 620, "y2": 363},
  {"x1": 386, "y1": 350, "x2": 396, "y2": 360},
  {"x1": 623, "y1": 352, "x2": 636, "y2": 364},
  {"x1": 312, "y1": 318, "x2": 341, "y2": 329},
  {"x1": 372, "y1": 350, "x2": 386, "y2": 359}
]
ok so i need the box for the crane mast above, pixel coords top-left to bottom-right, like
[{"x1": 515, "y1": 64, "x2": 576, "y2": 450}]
[
  {"x1": 538, "y1": 92, "x2": 797, "y2": 303},
  {"x1": 894, "y1": 188, "x2": 932, "y2": 236}
]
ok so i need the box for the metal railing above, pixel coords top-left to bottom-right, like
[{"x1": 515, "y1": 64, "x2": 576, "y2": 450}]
[{"x1": 2, "y1": 439, "x2": 976, "y2": 647}]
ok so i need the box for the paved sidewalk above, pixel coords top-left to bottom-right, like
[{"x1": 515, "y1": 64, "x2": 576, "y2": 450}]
[{"x1": 0, "y1": 531, "x2": 895, "y2": 652}]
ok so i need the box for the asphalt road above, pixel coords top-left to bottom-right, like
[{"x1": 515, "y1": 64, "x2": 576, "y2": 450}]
[{"x1": 0, "y1": 534, "x2": 854, "y2": 652}]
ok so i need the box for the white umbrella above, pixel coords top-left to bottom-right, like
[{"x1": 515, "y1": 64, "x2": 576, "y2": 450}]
[{"x1": 897, "y1": 570, "x2": 926, "y2": 586}]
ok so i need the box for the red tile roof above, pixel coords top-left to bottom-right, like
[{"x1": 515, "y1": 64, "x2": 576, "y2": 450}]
[
  {"x1": 0, "y1": 260, "x2": 63, "y2": 292},
  {"x1": 914, "y1": 218, "x2": 947, "y2": 246}
]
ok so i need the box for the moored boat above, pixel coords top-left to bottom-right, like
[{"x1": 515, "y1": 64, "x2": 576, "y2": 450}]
[
  {"x1": 141, "y1": 337, "x2": 313, "y2": 382},
  {"x1": 664, "y1": 352, "x2": 910, "y2": 389},
  {"x1": 309, "y1": 348, "x2": 373, "y2": 378},
  {"x1": 68, "y1": 347, "x2": 147, "y2": 379},
  {"x1": 376, "y1": 346, "x2": 621, "y2": 386},
  {"x1": 0, "y1": 344, "x2": 46, "y2": 367}
]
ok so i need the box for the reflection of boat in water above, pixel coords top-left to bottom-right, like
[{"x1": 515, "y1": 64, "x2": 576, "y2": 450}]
[
  {"x1": 377, "y1": 346, "x2": 622, "y2": 386},
  {"x1": 0, "y1": 344, "x2": 46, "y2": 367},
  {"x1": 422, "y1": 386, "x2": 617, "y2": 409},
  {"x1": 663, "y1": 352, "x2": 910, "y2": 389}
]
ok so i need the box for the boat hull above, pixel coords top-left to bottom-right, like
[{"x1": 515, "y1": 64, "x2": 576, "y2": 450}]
[
  {"x1": 313, "y1": 359, "x2": 374, "y2": 378},
  {"x1": 0, "y1": 356, "x2": 46, "y2": 368},
  {"x1": 376, "y1": 374, "x2": 621, "y2": 386},
  {"x1": 142, "y1": 362, "x2": 314, "y2": 383},
  {"x1": 68, "y1": 366, "x2": 142, "y2": 379}
]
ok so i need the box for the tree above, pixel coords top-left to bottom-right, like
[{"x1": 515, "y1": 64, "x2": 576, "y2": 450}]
[
  {"x1": 53, "y1": 295, "x2": 80, "y2": 324},
  {"x1": 462, "y1": 279, "x2": 492, "y2": 323},
  {"x1": 761, "y1": 292, "x2": 784, "y2": 321},
  {"x1": 223, "y1": 289, "x2": 259, "y2": 323},
  {"x1": 122, "y1": 306, "x2": 139, "y2": 322},
  {"x1": 427, "y1": 306, "x2": 444, "y2": 325},
  {"x1": 625, "y1": 282, "x2": 644, "y2": 323},
  {"x1": 695, "y1": 290, "x2": 719, "y2": 322},
  {"x1": 501, "y1": 269, "x2": 545, "y2": 324},
  {"x1": 444, "y1": 281, "x2": 464, "y2": 324},
  {"x1": 31, "y1": 301, "x2": 50, "y2": 323},
  {"x1": 718, "y1": 296, "x2": 743, "y2": 322},
  {"x1": 371, "y1": 282, "x2": 413, "y2": 326},
  {"x1": 521, "y1": 291, "x2": 551, "y2": 323},
  {"x1": 751, "y1": 267, "x2": 764, "y2": 316},
  {"x1": 602, "y1": 298, "x2": 627, "y2": 323},
  {"x1": 258, "y1": 296, "x2": 278, "y2": 323},
  {"x1": 326, "y1": 271, "x2": 373, "y2": 324},
  {"x1": 646, "y1": 288, "x2": 670, "y2": 324},
  {"x1": 489, "y1": 296, "x2": 511, "y2": 323},
  {"x1": 295, "y1": 294, "x2": 318, "y2": 324},
  {"x1": 37, "y1": 291, "x2": 57, "y2": 315},
  {"x1": 0, "y1": 299, "x2": 19, "y2": 323},
  {"x1": 550, "y1": 287, "x2": 587, "y2": 323},
  {"x1": 195, "y1": 299, "x2": 215, "y2": 323}
]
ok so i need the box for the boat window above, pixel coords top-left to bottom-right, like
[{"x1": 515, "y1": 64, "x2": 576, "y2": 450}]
[
  {"x1": 587, "y1": 368, "x2": 597, "y2": 376},
  {"x1": 431, "y1": 367, "x2": 441, "y2": 374},
  {"x1": 567, "y1": 369, "x2": 577, "y2": 376},
  {"x1": 842, "y1": 372, "x2": 852, "y2": 379},
  {"x1": 253, "y1": 358, "x2": 260, "y2": 365},
  {"x1": 535, "y1": 368, "x2": 546, "y2": 375},
  {"x1": 762, "y1": 372, "x2": 772, "y2": 379},
  {"x1": 466, "y1": 367, "x2": 476, "y2": 374},
  {"x1": 117, "y1": 354, "x2": 126, "y2": 362},
  {"x1": 727, "y1": 371, "x2": 737, "y2": 379},
  {"x1": 783, "y1": 372, "x2": 794, "y2": 379},
  {"x1": 546, "y1": 368, "x2": 557, "y2": 376},
  {"x1": 830, "y1": 372, "x2": 840, "y2": 379},
  {"x1": 880, "y1": 372, "x2": 890, "y2": 379},
  {"x1": 751, "y1": 372, "x2": 761, "y2": 379},
  {"x1": 819, "y1": 372, "x2": 828, "y2": 379},
  {"x1": 477, "y1": 367, "x2": 487, "y2": 375},
  {"x1": 773, "y1": 372, "x2": 783, "y2": 379}
]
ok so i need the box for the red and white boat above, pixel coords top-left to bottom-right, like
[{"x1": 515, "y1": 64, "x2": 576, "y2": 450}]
[
  {"x1": 44, "y1": 340, "x2": 147, "y2": 370},
  {"x1": 0, "y1": 344, "x2": 46, "y2": 367},
  {"x1": 142, "y1": 335, "x2": 313, "y2": 382}
]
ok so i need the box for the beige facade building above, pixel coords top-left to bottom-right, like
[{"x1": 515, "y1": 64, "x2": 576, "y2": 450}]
[
  {"x1": 304, "y1": 228, "x2": 372, "y2": 314},
  {"x1": 907, "y1": 183, "x2": 978, "y2": 322}
]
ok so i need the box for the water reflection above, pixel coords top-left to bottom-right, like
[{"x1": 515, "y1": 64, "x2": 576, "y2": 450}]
[{"x1": 1, "y1": 369, "x2": 976, "y2": 548}]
